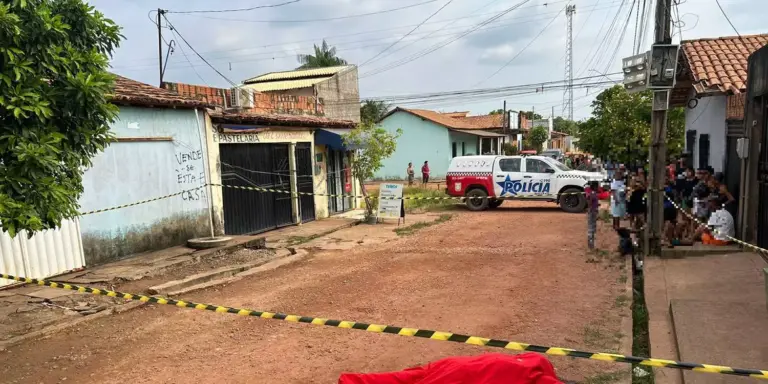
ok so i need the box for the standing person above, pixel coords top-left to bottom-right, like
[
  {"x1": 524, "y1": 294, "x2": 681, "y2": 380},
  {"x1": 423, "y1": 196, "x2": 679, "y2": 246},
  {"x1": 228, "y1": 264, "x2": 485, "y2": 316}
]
[
  {"x1": 406, "y1": 162, "x2": 415, "y2": 186},
  {"x1": 626, "y1": 175, "x2": 647, "y2": 231},
  {"x1": 611, "y1": 167, "x2": 627, "y2": 230},
  {"x1": 663, "y1": 177, "x2": 678, "y2": 246},
  {"x1": 421, "y1": 161, "x2": 430, "y2": 186},
  {"x1": 606, "y1": 159, "x2": 615, "y2": 180},
  {"x1": 692, "y1": 167, "x2": 712, "y2": 223},
  {"x1": 586, "y1": 181, "x2": 600, "y2": 250}
]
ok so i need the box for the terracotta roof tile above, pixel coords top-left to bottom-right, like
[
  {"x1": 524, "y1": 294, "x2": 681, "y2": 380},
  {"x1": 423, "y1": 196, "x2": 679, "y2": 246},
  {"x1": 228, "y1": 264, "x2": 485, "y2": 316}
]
[
  {"x1": 394, "y1": 108, "x2": 482, "y2": 129},
  {"x1": 210, "y1": 111, "x2": 355, "y2": 128},
  {"x1": 456, "y1": 114, "x2": 505, "y2": 129},
  {"x1": 110, "y1": 75, "x2": 212, "y2": 109},
  {"x1": 682, "y1": 33, "x2": 768, "y2": 94}
]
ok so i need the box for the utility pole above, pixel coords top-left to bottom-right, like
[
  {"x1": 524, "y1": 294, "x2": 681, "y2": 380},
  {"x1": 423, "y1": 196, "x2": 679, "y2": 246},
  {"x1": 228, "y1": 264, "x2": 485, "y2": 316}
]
[
  {"x1": 564, "y1": 4, "x2": 576, "y2": 121},
  {"x1": 157, "y1": 8, "x2": 165, "y2": 86},
  {"x1": 647, "y1": 0, "x2": 673, "y2": 255}
]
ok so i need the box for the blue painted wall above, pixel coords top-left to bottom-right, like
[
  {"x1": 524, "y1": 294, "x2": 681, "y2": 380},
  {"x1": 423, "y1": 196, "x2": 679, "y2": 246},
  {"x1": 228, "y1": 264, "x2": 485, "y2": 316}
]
[
  {"x1": 449, "y1": 131, "x2": 479, "y2": 157},
  {"x1": 79, "y1": 106, "x2": 210, "y2": 265},
  {"x1": 375, "y1": 111, "x2": 451, "y2": 180}
]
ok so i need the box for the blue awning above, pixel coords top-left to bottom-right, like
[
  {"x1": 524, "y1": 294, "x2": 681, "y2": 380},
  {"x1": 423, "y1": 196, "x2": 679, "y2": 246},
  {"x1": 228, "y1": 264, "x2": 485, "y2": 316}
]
[{"x1": 315, "y1": 128, "x2": 353, "y2": 150}]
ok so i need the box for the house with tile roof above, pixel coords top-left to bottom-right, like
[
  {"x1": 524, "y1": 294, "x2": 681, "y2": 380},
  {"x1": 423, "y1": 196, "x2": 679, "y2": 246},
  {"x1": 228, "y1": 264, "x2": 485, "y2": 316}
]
[
  {"x1": 374, "y1": 107, "x2": 508, "y2": 180},
  {"x1": 670, "y1": 33, "x2": 768, "y2": 224},
  {"x1": 241, "y1": 65, "x2": 360, "y2": 123}
]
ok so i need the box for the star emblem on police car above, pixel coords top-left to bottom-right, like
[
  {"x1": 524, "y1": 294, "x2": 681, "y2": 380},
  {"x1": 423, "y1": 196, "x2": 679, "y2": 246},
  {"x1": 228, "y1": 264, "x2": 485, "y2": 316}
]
[{"x1": 497, "y1": 175, "x2": 521, "y2": 196}]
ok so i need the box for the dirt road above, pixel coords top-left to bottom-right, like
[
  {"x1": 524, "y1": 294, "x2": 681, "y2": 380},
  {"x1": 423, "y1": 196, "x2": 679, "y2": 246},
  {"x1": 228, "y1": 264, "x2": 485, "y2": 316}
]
[{"x1": 1, "y1": 201, "x2": 629, "y2": 384}]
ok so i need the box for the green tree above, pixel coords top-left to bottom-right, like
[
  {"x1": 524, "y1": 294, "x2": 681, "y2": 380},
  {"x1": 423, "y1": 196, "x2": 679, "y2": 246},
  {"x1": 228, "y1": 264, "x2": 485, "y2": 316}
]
[
  {"x1": 528, "y1": 126, "x2": 549, "y2": 151},
  {"x1": 519, "y1": 111, "x2": 543, "y2": 120},
  {"x1": 553, "y1": 116, "x2": 578, "y2": 135},
  {"x1": 502, "y1": 142, "x2": 518, "y2": 155},
  {"x1": 576, "y1": 85, "x2": 684, "y2": 163},
  {"x1": 360, "y1": 99, "x2": 390, "y2": 124},
  {"x1": 0, "y1": 0, "x2": 121, "y2": 238},
  {"x1": 296, "y1": 39, "x2": 347, "y2": 69},
  {"x1": 342, "y1": 123, "x2": 402, "y2": 219},
  {"x1": 488, "y1": 109, "x2": 504, "y2": 115}
]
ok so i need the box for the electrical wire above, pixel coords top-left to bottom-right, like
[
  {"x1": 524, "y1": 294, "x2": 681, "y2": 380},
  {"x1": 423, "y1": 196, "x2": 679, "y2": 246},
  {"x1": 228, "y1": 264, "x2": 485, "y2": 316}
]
[
  {"x1": 474, "y1": 6, "x2": 565, "y2": 86},
  {"x1": 714, "y1": 0, "x2": 740, "y2": 37},
  {"x1": 169, "y1": 27, "x2": 209, "y2": 84},
  {"x1": 179, "y1": 0, "x2": 440, "y2": 23},
  {"x1": 167, "y1": 0, "x2": 301, "y2": 14},
  {"x1": 359, "y1": 0, "x2": 455, "y2": 66},
  {"x1": 574, "y1": 0, "x2": 627, "y2": 79},
  {"x1": 360, "y1": 0, "x2": 532, "y2": 79}
]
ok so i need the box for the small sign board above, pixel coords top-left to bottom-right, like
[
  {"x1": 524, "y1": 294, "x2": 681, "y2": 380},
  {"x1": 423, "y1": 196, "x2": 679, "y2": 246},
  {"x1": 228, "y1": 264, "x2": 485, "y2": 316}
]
[{"x1": 377, "y1": 183, "x2": 404, "y2": 220}]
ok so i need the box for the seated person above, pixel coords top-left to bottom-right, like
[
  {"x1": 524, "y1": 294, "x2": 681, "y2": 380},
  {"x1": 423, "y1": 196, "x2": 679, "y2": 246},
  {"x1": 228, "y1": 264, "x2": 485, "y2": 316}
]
[{"x1": 690, "y1": 196, "x2": 734, "y2": 246}]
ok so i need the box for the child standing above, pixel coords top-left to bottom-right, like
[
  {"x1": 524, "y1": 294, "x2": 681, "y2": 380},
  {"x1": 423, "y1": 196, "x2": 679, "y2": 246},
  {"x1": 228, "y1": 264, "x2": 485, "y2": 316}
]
[
  {"x1": 586, "y1": 181, "x2": 600, "y2": 250},
  {"x1": 611, "y1": 167, "x2": 627, "y2": 230}
]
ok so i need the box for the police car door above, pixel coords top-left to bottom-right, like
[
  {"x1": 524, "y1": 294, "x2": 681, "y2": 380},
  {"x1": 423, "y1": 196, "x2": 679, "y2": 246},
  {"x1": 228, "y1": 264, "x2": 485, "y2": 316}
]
[
  {"x1": 522, "y1": 158, "x2": 555, "y2": 197},
  {"x1": 493, "y1": 157, "x2": 523, "y2": 198}
]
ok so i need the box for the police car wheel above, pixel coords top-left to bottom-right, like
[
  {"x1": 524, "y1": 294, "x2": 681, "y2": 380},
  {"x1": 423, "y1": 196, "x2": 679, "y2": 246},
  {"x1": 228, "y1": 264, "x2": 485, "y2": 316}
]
[
  {"x1": 559, "y1": 188, "x2": 587, "y2": 213},
  {"x1": 465, "y1": 189, "x2": 489, "y2": 211}
]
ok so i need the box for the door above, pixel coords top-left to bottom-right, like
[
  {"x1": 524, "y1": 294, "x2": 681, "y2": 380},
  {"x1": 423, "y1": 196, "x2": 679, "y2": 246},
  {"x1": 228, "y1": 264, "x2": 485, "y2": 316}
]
[
  {"x1": 522, "y1": 158, "x2": 555, "y2": 197},
  {"x1": 220, "y1": 143, "x2": 293, "y2": 235},
  {"x1": 758, "y1": 105, "x2": 768, "y2": 249},
  {"x1": 296, "y1": 142, "x2": 315, "y2": 223},
  {"x1": 493, "y1": 157, "x2": 523, "y2": 197}
]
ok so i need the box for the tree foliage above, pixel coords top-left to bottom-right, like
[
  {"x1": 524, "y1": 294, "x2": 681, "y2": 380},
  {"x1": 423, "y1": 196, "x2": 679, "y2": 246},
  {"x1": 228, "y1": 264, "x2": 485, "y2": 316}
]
[
  {"x1": 576, "y1": 85, "x2": 684, "y2": 164},
  {"x1": 296, "y1": 39, "x2": 347, "y2": 69},
  {"x1": 553, "y1": 116, "x2": 577, "y2": 135},
  {"x1": 528, "y1": 126, "x2": 549, "y2": 151},
  {"x1": 519, "y1": 110, "x2": 543, "y2": 120},
  {"x1": 488, "y1": 109, "x2": 504, "y2": 115},
  {"x1": 342, "y1": 123, "x2": 402, "y2": 218},
  {"x1": 360, "y1": 99, "x2": 390, "y2": 124},
  {"x1": 0, "y1": 0, "x2": 121, "y2": 238}
]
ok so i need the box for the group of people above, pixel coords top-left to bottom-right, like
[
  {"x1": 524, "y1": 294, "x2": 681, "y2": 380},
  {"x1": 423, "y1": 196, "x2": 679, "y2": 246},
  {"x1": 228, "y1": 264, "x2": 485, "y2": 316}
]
[
  {"x1": 406, "y1": 161, "x2": 430, "y2": 186},
  {"x1": 585, "y1": 154, "x2": 737, "y2": 251}
]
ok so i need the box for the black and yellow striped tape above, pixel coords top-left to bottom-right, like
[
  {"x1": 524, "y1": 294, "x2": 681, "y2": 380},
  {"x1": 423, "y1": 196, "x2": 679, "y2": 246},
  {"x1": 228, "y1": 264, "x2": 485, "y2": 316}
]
[
  {"x1": 78, "y1": 185, "x2": 207, "y2": 216},
  {"x1": 210, "y1": 183, "x2": 588, "y2": 200},
  {"x1": 2, "y1": 273, "x2": 766, "y2": 380}
]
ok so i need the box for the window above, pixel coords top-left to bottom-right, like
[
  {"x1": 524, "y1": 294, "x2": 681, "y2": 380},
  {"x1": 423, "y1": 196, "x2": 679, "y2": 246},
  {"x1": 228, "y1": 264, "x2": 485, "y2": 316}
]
[
  {"x1": 526, "y1": 158, "x2": 553, "y2": 173},
  {"x1": 699, "y1": 134, "x2": 710, "y2": 168},
  {"x1": 461, "y1": 142, "x2": 465, "y2": 155},
  {"x1": 499, "y1": 158, "x2": 521, "y2": 172},
  {"x1": 452, "y1": 142, "x2": 457, "y2": 158}
]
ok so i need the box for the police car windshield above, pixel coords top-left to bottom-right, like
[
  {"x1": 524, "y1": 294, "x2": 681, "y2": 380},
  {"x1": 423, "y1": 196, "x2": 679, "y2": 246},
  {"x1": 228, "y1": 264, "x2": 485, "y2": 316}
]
[{"x1": 550, "y1": 159, "x2": 571, "y2": 171}]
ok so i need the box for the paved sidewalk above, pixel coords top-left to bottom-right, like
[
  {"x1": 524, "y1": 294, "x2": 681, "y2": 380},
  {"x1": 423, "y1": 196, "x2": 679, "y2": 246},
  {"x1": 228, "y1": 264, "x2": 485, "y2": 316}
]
[{"x1": 645, "y1": 253, "x2": 767, "y2": 384}]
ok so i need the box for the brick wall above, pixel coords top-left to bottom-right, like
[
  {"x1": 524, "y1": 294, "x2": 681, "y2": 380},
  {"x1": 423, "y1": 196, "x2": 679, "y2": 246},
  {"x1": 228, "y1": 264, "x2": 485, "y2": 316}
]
[
  {"x1": 726, "y1": 93, "x2": 745, "y2": 120},
  {"x1": 162, "y1": 82, "x2": 324, "y2": 116}
]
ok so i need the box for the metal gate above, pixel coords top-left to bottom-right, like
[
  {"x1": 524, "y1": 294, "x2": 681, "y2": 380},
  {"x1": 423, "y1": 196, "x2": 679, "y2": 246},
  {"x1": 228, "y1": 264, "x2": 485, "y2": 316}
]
[
  {"x1": 758, "y1": 104, "x2": 768, "y2": 249},
  {"x1": 296, "y1": 142, "x2": 315, "y2": 222},
  {"x1": 327, "y1": 150, "x2": 352, "y2": 214},
  {"x1": 220, "y1": 143, "x2": 294, "y2": 235}
]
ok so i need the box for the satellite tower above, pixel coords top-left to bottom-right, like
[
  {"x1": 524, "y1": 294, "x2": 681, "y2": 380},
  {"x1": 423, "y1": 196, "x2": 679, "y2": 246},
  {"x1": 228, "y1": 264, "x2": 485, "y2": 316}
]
[{"x1": 563, "y1": 4, "x2": 576, "y2": 120}]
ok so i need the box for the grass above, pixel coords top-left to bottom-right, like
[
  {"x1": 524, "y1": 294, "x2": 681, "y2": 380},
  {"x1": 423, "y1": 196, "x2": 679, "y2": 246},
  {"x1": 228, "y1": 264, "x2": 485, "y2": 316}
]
[
  {"x1": 599, "y1": 209, "x2": 612, "y2": 223},
  {"x1": 284, "y1": 226, "x2": 353, "y2": 247},
  {"x1": 367, "y1": 186, "x2": 457, "y2": 214},
  {"x1": 632, "y1": 272, "x2": 654, "y2": 384},
  {"x1": 583, "y1": 323, "x2": 623, "y2": 350},
  {"x1": 614, "y1": 293, "x2": 630, "y2": 308},
  {"x1": 394, "y1": 214, "x2": 453, "y2": 236}
]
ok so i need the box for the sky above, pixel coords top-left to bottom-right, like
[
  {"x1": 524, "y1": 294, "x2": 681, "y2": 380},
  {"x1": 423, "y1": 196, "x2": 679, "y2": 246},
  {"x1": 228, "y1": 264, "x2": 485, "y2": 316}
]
[{"x1": 94, "y1": 0, "x2": 765, "y2": 120}]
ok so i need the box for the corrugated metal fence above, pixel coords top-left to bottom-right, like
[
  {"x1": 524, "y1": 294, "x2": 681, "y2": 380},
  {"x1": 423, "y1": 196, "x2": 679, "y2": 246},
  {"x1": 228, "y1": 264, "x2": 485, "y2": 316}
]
[{"x1": 0, "y1": 219, "x2": 85, "y2": 287}]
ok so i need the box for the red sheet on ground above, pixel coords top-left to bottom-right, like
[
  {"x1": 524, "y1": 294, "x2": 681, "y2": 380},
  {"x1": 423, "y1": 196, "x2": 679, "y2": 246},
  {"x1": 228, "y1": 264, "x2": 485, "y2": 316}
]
[{"x1": 338, "y1": 353, "x2": 562, "y2": 384}]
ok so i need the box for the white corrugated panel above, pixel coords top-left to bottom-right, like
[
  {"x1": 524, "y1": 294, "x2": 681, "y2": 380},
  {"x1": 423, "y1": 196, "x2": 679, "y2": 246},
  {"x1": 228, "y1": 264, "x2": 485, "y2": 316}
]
[{"x1": 0, "y1": 219, "x2": 85, "y2": 287}]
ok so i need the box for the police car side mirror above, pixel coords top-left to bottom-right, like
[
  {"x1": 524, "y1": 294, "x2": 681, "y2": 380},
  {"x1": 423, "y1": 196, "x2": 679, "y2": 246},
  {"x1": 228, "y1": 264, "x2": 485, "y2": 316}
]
[{"x1": 545, "y1": 168, "x2": 556, "y2": 173}]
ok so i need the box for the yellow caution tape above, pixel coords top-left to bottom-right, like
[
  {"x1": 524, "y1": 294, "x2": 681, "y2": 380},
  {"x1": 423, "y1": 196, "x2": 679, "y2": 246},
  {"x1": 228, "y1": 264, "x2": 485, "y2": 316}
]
[{"x1": 2, "y1": 273, "x2": 766, "y2": 380}]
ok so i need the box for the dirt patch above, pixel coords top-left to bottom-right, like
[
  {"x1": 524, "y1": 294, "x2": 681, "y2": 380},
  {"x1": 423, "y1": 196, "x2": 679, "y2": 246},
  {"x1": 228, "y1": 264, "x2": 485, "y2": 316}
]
[
  {"x1": 115, "y1": 248, "x2": 276, "y2": 294},
  {"x1": 1, "y1": 201, "x2": 630, "y2": 384}
]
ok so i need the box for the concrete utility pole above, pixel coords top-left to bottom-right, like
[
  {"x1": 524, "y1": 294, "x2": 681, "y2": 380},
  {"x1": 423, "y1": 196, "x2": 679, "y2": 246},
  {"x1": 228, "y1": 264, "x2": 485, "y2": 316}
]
[
  {"x1": 564, "y1": 4, "x2": 576, "y2": 121},
  {"x1": 157, "y1": 8, "x2": 166, "y2": 86},
  {"x1": 647, "y1": 0, "x2": 673, "y2": 255}
]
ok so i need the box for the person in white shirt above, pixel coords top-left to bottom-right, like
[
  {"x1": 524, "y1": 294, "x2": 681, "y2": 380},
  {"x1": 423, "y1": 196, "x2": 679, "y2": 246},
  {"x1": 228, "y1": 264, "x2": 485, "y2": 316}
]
[
  {"x1": 610, "y1": 167, "x2": 627, "y2": 230},
  {"x1": 692, "y1": 197, "x2": 734, "y2": 245}
]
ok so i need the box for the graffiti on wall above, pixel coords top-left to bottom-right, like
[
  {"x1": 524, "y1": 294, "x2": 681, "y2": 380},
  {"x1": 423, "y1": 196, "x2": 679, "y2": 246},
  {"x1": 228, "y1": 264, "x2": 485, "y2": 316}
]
[{"x1": 175, "y1": 148, "x2": 207, "y2": 201}]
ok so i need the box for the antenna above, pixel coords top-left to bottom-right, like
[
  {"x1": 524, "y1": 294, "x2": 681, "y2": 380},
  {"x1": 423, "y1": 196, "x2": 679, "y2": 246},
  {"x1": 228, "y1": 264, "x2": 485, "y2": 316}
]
[{"x1": 563, "y1": 4, "x2": 576, "y2": 120}]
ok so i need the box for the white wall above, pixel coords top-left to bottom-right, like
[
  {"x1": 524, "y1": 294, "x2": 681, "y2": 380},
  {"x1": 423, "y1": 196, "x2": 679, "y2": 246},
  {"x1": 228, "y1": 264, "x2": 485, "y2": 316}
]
[{"x1": 686, "y1": 95, "x2": 727, "y2": 172}]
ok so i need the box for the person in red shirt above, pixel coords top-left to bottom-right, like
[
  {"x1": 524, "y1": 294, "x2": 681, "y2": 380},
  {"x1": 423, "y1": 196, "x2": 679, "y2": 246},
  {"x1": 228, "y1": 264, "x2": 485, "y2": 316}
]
[{"x1": 421, "y1": 161, "x2": 430, "y2": 185}]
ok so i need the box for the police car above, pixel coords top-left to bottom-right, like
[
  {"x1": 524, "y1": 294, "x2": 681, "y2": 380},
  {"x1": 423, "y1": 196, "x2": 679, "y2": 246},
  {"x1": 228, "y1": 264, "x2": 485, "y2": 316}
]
[{"x1": 446, "y1": 155, "x2": 605, "y2": 213}]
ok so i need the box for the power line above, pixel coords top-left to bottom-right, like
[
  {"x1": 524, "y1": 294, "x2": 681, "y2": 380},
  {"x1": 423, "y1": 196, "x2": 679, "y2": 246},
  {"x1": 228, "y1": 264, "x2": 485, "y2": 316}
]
[
  {"x1": 474, "y1": 6, "x2": 565, "y2": 86},
  {"x1": 360, "y1": 0, "x2": 532, "y2": 78},
  {"x1": 169, "y1": 28, "x2": 208, "y2": 85},
  {"x1": 714, "y1": 0, "x2": 740, "y2": 37},
  {"x1": 359, "y1": 0, "x2": 455, "y2": 66},
  {"x1": 179, "y1": 0, "x2": 439, "y2": 23},
  {"x1": 166, "y1": 0, "x2": 301, "y2": 14},
  {"x1": 573, "y1": 0, "x2": 627, "y2": 78}
]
